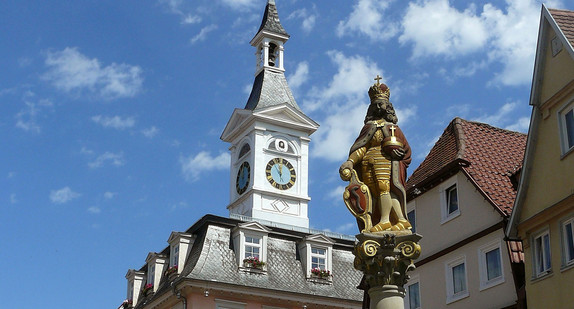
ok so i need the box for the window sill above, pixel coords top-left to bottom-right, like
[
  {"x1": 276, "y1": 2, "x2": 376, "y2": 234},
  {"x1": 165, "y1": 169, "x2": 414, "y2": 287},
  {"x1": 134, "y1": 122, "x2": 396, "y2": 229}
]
[
  {"x1": 307, "y1": 276, "x2": 332, "y2": 285},
  {"x1": 441, "y1": 211, "x2": 460, "y2": 225},
  {"x1": 239, "y1": 266, "x2": 267, "y2": 274},
  {"x1": 560, "y1": 262, "x2": 574, "y2": 273},
  {"x1": 446, "y1": 291, "x2": 469, "y2": 304},
  {"x1": 561, "y1": 146, "x2": 574, "y2": 160},
  {"x1": 479, "y1": 276, "x2": 505, "y2": 291},
  {"x1": 531, "y1": 270, "x2": 553, "y2": 283}
]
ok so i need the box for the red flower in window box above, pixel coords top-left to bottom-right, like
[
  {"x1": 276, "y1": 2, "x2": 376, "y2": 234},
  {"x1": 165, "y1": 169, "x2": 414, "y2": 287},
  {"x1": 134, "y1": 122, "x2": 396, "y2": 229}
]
[{"x1": 311, "y1": 267, "x2": 331, "y2": 279}]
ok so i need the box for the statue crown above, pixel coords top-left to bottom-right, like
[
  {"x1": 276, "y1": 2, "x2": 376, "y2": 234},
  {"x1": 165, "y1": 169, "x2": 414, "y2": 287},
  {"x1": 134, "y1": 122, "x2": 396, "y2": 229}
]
[{"x1": 368, "y1": 82, "x2": 390, "y2": 101}]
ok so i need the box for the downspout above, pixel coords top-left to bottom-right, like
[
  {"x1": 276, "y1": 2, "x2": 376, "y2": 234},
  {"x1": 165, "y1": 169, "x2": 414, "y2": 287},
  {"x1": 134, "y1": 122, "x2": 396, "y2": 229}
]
[{"x1": 172, "y1": 282, "x2": 187, "y2": 309}]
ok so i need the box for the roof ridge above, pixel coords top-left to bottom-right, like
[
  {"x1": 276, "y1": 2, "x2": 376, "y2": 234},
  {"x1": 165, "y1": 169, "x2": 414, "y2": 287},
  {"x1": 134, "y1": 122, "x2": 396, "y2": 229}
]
[{"x1": 452, "y1": 117, "x2": 466, "y2": 160}]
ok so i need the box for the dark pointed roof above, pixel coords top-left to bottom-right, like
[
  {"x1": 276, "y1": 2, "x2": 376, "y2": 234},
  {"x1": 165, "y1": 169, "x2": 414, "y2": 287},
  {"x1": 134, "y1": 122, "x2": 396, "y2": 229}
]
[
  {"x1": 257, "y1": 0, "x2": 289, "y2": 37},
  {"x1": 244, "y1": 69, "x2": 301, "y2": 111},
  {"x1": 549, "y1": 8, "x2": 574, "y2": 47},
  {"x1": 406, "y1": 118, "x2": 527, "y2": 216}
]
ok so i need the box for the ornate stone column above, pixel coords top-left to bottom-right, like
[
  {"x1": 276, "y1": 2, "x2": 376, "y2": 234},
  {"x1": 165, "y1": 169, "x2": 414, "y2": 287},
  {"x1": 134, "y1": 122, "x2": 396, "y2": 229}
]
[{"x1": 354, "y1": 232, "x2": 421, "y2": 309}]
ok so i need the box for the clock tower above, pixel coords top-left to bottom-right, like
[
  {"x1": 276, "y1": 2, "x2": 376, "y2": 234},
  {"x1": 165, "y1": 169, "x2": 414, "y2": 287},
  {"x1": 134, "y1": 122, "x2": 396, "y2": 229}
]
[{"x1": 221, "y1": 0, "x2": 318, "y2": 229}]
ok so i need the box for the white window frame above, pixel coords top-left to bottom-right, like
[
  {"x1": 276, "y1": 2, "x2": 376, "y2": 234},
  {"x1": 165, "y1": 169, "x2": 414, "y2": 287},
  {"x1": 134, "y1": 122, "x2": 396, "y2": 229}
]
[
  {"x1": 298, "y1": 234, "x2": 334, "y2": 280},
  {"x1": 215, "y1": 299, "x2": 246, "y2": 309},
  {"x1": 558, "y1": 100, "x2": 574, "y2": 156},
  {"x1": 232, "y1": 222, "x2": 270, "y2": 268},
  {"x1": 311, "y1": 246, "x2": 328, "y2": 270},
  {"x1": 478, "y1": 239, "x2": 505, "y2": 290},
  {"x1": 147, "y1": 264, "x2": 155, "y2": 286},
  {"x1": 440, "y1": 177, "x2": 460, "y2": 224},
  {"x1": 405, "y1": 274, "x2": 421, "y2": 309},
  {"x1": 244, "y1": 234, "x2": 262, "y2": 260},
  {"x1": 170, "y1": 244, "x2": 179, "y2": 268},
  {"x1": 561, "y1": 216, "x2": 574, "y2": 268},
  {"x1": 531, "y1": 228, "x2": 552, "y2": 278},
  {"x1": 445, "y1": 256, "x2": 469, "y2": 304}
]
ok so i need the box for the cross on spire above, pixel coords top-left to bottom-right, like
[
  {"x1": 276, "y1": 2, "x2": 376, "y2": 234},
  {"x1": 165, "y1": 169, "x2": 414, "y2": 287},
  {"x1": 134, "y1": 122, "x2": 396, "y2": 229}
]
[{"x1": 374, "y1": 75, "x2": 382, "y2": 85}]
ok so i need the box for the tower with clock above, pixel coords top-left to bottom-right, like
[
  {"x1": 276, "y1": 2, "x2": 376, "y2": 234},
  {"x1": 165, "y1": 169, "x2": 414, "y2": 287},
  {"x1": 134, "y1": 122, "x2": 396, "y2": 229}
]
[{"x1": 221, "y1": 0, "x2": 318, "y2": 229}]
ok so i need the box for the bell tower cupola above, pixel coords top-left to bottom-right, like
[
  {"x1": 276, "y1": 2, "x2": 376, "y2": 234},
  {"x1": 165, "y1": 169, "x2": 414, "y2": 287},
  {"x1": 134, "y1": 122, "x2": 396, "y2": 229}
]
[
  {"x1": 221, "y1": 0, "x2": 319, "y2": 229},
  {"x1": 251, "y1": 0, "x2": 289, "y2": 75}
]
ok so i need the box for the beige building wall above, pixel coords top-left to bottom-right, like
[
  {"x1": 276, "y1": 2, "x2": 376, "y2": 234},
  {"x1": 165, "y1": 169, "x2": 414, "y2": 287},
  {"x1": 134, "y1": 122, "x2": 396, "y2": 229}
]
[
  {"x1": 411, "y1": 229, "x2": 516, "y2": 309},
  {"x1": 540, "y1": 26, "x2": 574, "y2": 104},
  {"x1": 408, "y1": 171, "x2": 516, "y2": 308},
  {"x1": 411, "y1": 173, "x2": 501, "y2": 259}
]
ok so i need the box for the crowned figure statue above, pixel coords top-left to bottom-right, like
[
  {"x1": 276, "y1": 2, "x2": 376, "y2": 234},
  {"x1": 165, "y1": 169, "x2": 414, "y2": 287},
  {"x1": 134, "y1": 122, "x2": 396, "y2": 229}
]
[{"x1": 339, "y1": 77, "x2": 412, "y2": 233}]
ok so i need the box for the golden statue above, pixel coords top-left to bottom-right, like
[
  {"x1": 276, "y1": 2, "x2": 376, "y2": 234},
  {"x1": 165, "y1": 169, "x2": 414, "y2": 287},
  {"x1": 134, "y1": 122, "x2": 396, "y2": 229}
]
[{"x1": 340, "y1": 77, "x2": 412, "y2": 233}]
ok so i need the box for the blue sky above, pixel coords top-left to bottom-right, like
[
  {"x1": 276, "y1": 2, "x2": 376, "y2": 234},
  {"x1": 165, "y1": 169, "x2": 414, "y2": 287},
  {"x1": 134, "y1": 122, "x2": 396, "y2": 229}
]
[{"x1": 2, "y1": 0, "x2": 572, "y2": 307}]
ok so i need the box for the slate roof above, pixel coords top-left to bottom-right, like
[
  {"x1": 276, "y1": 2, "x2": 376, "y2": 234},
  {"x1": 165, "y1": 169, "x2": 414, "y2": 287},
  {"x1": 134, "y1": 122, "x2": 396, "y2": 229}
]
[
  {"x1": 182, "y1": 224, "x2": 362, "y2": 300},
  {"x1": 549, "y1": 8, "x2": 574, "y2": 47},
  {"x1": 406, "y1": 117, "x2": 527, "y2": 216},
  {"x1": 136, "y1": 215, "x2": 363, "y2": 307},
  {"x1": 256, "y1": 0, "x2": 289, "y2": 37},
  {"x1": 244, "y1": 69, "x2": 302, "y2": 111}
]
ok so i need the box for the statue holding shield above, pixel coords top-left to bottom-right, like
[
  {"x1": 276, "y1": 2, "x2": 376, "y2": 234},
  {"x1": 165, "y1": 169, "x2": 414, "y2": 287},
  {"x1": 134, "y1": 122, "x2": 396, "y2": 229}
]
[{"x1": 340, "y1": 77, "x2": 412, "y2": 233}]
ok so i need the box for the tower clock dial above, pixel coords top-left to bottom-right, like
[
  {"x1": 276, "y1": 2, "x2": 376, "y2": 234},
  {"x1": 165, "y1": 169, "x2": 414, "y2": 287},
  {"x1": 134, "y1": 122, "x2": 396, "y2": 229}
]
[
  {"x1": 265, "y1": 157, "x2": 296, "y2": 190},
  {"x1": 236, "y1": 161, "x2": 250, "y2": 194}
]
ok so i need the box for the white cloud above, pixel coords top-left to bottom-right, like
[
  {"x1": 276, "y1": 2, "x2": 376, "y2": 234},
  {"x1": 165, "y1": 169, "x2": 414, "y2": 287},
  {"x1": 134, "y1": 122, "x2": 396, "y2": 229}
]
[
  {"x1": 400, "y1": 0, "x2": 488, "y2": 59},
  {"x1": 287, "y1": 62, "x2": 309, "y2": 90},
  {"x1": 505, "y1": 117, "x2": 530, "y2": 133},
  {"x1": 337, "y1": 0, "x2": 397, "y2": 41},
  {"x1": 142, "y1": 126, "x2": 159, "y2": 138},
  {"x1": 287, "y1": 8, "x2": 317, "y2": 33},
  {"x1": 182, "y1": 14, "x2": 202, "y2": 24},
  {"x1": 91, "y1": 115, "x2": 135, "y2": 129},
  {"x1": 191, "y1": 24, "x2": 218, "y2": 44},
  {"x1": 303, "y1": 51, "x2": 382, "y2": 112},
  {"x1": 335, "y1": 222, "x2": 357, "y2": 234},
  {"x1": 180, "y1": 151, "x2": 230, "y2": 182},
  {"x1": 50, "y1": 187, "x2": 81, "y2": 204},
  {"x1": 10, "y1": 194, "x2": 17, "y2": 204},
  {"x1": 312, "y1": 104, "x2": 368, "y2": 162},
  {"x1": 87, "y1": 206, "x2": 101, "y2": 214},
  {"x1": 103, "y1": 192, "x2": 117, "y2": 199},
  {"x1": 15, "y1": 92, "x2": 53, "y2": 133},
  {"x1": 399, "y1": 0, "x2": 563, "y2": 86},
  {"x1": 43, "y1": 47, "x2": 143, "y2": 99},
  {"x1": 220, "y1": 0, "x2": 258, "y2": 11},
  {"x1": 88, "y1": 152, "x2": 125, "y2": 168},
  {"x1": 327, "y1": 185, "x2": 346, "y2": 201}
]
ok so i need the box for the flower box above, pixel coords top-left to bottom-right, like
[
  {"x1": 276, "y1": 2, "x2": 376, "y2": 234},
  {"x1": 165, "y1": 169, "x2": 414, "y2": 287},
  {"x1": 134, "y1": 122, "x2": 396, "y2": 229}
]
[
  {"x1": 243, "y1": 256, "x2": 265, "y2": 270},
  {"x1": 310, "y1": 268, "x2": 331, "y2": 279}
]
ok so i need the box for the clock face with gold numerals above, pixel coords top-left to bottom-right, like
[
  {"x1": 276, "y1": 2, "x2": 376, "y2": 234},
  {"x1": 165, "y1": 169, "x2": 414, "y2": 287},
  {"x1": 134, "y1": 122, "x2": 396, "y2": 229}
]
[
  {"x1": 236, "y1": 161, "x2": 250, "y2": 195},
  {"x1": 265, "y1": 157, "x2": 296, "y2": 190}
]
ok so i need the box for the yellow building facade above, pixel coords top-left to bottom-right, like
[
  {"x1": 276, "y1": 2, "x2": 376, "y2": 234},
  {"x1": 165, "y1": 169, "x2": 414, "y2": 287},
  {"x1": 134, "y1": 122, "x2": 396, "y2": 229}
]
[{"x1": 506, "y1": 6, "x2": 574, "y2": 308}]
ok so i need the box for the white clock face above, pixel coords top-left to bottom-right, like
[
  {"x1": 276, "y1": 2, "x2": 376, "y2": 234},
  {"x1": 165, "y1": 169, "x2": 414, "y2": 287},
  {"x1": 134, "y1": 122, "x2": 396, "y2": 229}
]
[{"x1": 265, "y1": 157, "x2": 296, "y2": 190}]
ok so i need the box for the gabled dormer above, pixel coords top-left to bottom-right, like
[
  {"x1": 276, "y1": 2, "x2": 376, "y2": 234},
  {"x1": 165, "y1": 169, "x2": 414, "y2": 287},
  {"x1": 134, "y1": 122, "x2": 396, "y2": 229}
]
[
  {"x1": 125, "y1": 269, "x2": 145, "y2": 306},
  {"x1": 232, "y1": 221, "x2": 271, "y2": 270},
  {"x1": 298, "y1": 234, "x2": 335, "y2": 281},
  {"x1": 167, "y1": 232, "x2": 196, "y2": 275},
  {"x1": 145, "y1": 252, "x2": 168, "y2": 293}
]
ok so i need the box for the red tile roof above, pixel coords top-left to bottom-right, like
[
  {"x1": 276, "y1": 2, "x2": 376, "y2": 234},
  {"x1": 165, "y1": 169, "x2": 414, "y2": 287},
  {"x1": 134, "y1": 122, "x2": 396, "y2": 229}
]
[
  {"x1": 406, "y1": 118, "x2": 527, "y2": 216},
  {"x1": 549, "y1": 8, "x2": 574, "y2": 48}
]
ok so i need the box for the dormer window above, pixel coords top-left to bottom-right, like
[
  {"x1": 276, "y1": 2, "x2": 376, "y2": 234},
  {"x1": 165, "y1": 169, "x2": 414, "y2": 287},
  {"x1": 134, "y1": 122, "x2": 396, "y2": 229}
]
[
  {"x1": 125, "y1": 269, "x2": 144, "y2": 306},
  {"x1": 245, "y1": 235, "x2": 262, "y2": 259},
  {"x1": 299, "y1": 234, "x2": 334, "y2": 281},
  {"x1": 232, "y1": 222, "x2": 270, "y2": 270},
  {"x1": 145, "y1": 253, "x2": 168, "y2": 293},
  {"x1": 167, "y1": 232, "x2": 195, "y2": 275}
]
